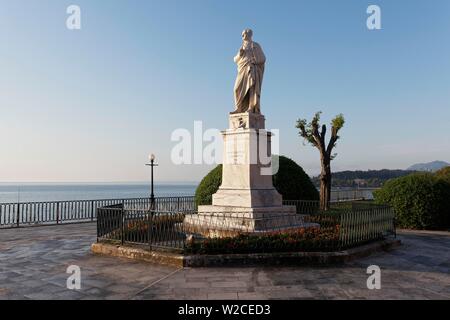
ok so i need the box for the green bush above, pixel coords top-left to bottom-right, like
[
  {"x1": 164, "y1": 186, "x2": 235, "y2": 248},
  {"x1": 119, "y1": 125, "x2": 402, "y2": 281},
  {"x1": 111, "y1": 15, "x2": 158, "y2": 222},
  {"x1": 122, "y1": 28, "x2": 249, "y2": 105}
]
[
  {"x1": 195, "y1": 164, "x2": 223, "y2": 206},
  {"x1": 436, "y1": 166, "x2": 450, "y2": 184},
  {"x1": 374, "y1": 173, "x2": 450, "y2": 229},
  {"x1": 272, "y1": 156, "x2": 320, "y2": 202},
  {"x1": 195, "y1": 156, "x2": 319, "y2": 206}
]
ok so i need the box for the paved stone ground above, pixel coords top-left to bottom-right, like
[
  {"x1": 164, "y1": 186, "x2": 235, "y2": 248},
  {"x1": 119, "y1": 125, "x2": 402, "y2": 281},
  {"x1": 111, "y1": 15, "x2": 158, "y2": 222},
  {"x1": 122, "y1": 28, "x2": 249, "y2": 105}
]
[{"x1": 0, "y1": 223, "x2": 449, "y2": 300}]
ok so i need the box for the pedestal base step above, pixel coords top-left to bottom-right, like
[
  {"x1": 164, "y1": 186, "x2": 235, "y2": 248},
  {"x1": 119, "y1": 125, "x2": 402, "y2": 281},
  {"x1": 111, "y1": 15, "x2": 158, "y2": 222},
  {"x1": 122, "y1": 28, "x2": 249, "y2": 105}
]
[
  {"x1": 197, "y1": 205, "x2": 297, "y2": 218},
  {"x1": 183, "y1": 205, "x2": 319, "y2": 238}
]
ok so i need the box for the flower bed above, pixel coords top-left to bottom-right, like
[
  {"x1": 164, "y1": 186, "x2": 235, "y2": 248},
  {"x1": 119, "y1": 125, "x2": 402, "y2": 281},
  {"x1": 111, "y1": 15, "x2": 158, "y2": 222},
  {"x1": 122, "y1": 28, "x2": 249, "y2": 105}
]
[{"x1": 184, "y1": 226, "x2": 341, "y2": 254}]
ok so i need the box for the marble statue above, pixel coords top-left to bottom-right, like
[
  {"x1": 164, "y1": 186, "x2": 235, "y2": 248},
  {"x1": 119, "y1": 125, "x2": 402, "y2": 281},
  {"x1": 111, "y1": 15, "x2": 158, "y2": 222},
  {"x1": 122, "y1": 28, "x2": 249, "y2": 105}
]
[
  {"x1": 233, "y1": 29, "x2": 266, "y2": 114},
  {"x1": 182, "y1": 30, "x2": 311, "y2": 236}
]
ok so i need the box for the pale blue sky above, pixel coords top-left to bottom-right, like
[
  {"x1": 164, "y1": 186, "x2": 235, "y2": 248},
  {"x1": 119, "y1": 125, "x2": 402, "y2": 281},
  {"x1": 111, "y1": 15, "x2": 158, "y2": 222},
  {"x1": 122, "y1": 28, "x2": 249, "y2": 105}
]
[{"x1": 1, "y1": 0, "x2": 449, "y2": 182}]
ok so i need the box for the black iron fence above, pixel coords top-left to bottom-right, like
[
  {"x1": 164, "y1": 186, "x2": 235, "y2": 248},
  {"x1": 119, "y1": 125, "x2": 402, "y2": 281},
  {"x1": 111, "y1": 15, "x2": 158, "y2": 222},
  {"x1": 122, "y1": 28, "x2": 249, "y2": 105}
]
[
  {"x1": 96, "y1": 200, "x2": 396, "y2": 253},
  {"x1": 97, "y1": 205, "x2": 187, "y2": 251},
  {"x1": 0, "y1": 196, "x2": 196, "y2": 228}
]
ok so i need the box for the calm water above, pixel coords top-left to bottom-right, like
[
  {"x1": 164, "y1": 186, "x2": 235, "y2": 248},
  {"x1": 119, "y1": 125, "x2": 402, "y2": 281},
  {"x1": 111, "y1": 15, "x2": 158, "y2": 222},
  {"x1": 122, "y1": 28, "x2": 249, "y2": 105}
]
[{"x1": 0, "y1": 184, "x2": 197, "y2": 203}]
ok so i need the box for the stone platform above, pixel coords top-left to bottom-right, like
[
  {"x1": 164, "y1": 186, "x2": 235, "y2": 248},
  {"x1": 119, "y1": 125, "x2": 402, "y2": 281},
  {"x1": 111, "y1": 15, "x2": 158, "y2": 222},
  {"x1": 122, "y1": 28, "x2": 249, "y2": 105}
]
[
  {"x1": 92, "y1": 239, "x2": 402, "y2": 268},
  {"x1": 183, "y1": 205, "x2": 317, "y2": 238}
]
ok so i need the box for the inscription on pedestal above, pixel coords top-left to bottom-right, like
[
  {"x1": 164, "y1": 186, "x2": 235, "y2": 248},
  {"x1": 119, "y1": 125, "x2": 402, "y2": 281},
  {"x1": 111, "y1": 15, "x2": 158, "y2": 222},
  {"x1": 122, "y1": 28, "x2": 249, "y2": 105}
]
[
  {"x1": 226, "y1": 148, "x2": 246, "y2": 165},
  {"x1": 224, "y1": 132, "x2": 248, "y2": 165}
]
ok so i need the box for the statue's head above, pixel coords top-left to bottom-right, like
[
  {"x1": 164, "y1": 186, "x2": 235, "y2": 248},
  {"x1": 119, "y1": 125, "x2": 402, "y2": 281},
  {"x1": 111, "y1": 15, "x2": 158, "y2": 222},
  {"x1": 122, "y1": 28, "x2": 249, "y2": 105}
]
[{"x1": 242, "y1": 29, "x2": 253, "y2": 41}]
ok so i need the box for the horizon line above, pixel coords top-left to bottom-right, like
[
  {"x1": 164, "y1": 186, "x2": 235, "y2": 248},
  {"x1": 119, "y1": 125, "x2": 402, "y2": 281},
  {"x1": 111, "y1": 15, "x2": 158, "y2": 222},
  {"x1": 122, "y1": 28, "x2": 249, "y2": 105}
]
[{"x1": 0, "y1": 181, "x2": 201, "y2": 185}]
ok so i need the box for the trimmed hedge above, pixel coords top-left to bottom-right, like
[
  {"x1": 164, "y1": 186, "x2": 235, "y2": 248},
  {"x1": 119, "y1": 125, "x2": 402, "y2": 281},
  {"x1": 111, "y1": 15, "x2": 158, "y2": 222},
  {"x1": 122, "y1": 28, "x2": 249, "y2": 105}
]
[
  {"x1": 195, "y1": 164, "x2": 223, "y2": 206},
  {"x1": 272, "y1": 156, "x2": 320, "y2": 202},
  {"x1": 195, "y1": 156, "x2": 319, "y2": 206},
  {"x1": 374, "y1": 173, "x2": 450, "y2": 229}
]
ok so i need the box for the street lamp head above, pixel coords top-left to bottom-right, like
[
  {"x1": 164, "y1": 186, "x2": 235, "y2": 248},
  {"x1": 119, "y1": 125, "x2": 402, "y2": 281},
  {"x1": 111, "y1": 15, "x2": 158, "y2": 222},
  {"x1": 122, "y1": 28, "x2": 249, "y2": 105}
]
[{"x1": 149, "y1": 154, "x2": 156, "y2": 162}]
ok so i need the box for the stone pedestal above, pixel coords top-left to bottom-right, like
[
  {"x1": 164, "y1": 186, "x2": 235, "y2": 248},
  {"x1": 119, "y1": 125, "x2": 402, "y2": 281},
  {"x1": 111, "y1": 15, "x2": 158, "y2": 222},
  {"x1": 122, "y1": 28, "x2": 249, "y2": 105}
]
[
  {"x1": 184, "y1": 112, "x2": 311, "y2": 236},
  {"x1": 212, "y1": 113, "x2": 282, "y2": 208}
]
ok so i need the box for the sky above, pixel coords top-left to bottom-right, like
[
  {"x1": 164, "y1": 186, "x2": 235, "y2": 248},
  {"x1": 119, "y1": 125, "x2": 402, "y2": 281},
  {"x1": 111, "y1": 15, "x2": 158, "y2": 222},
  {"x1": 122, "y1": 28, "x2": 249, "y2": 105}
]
[{"x1": 1, "y1": 0, "x2": 450, "y2": 183}]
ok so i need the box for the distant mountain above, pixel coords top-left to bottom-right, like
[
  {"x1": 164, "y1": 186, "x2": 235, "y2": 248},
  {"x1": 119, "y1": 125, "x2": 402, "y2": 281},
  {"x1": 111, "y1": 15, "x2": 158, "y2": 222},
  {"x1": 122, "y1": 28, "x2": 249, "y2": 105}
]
[{"x1": 407, "y1": 161, "x2": 450, "y2": 172}]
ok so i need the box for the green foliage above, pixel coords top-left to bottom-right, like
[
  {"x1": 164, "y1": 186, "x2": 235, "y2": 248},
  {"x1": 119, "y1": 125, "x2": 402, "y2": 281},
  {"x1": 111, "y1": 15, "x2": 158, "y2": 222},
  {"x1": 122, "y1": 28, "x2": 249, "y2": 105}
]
[
  {"x1": 436, "y1": 166, "x2": 450, "y2": 184},
  {"x1": 374, "y1": 173, "x2": 450, "y2": 229},
  {"x1": 296, "y1": 112, "x2": 322, "y2": 146},
  {"x1": 195, "y1": 164, "x2": 223, "y2": 206},
  {"x1": 296, "y1": 111, "x2": 345, "y2": 150},
  {"x1": 272, "y1": 156, "x2": 319, "y2": 201},
  {"x1": 331, "y1": 114, "x2": 345, "y2": 130},
  {"x1": 194, "y1": 156, "x2": 319, "y2": 205}
]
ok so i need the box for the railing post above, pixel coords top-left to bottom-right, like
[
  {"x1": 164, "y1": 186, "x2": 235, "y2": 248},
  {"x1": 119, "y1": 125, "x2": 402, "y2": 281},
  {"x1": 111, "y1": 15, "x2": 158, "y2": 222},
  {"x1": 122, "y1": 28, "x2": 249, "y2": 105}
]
[
  {"x1": 16, "y1": 203, "x2": 20, "y2": 228},
  {"x1": 121, "y1": 207, "x2": 124, "y2": 246},
  {"x1": 56, "y1": 202, "x2": 60, "y2": 224},
  {"x1": 91, "y1": 201, "x2": 94, "y2": 221},
  {"x1": 148, "y1": 211, "x2": 153, "y2": 251},
  {"x1": 96, "y1": 208, "x2": 99, "y2": 243}
]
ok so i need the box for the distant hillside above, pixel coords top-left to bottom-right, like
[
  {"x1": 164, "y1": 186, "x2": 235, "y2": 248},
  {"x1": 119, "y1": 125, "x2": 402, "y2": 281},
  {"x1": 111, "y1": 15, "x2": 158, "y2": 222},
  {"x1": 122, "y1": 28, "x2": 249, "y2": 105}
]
[
  {"x1": 407, "y1": 161, "x2": 449, "y2": 172},
  {"x1": 312, "y1": 169, "x2": 415, "y2": 188}
]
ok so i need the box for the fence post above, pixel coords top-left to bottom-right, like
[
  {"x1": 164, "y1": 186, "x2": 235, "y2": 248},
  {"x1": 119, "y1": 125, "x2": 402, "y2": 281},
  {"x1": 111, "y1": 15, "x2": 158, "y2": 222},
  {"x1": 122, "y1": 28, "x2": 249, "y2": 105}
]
[
  {"x1": 96, "y1": 208, "x2": 99, "y2": 243},
  {"x1": 148, "y1": 211, "x2": 153, "y2": 251},
  {"x1": 16, "y1": 203, "x2": 20, "y2": 228},
  {"x1": 337, "y1": 213, "x2": 342, "y2": 250},
  {"x1": 56, "y1": 202, "x2": 60, "y2": 224},
  {"x1": 121, "y1": 207, "x2": 124, "y2": 246},
  {"x1": 91, "y1": 201, "x2": 94, "y2": 221}
]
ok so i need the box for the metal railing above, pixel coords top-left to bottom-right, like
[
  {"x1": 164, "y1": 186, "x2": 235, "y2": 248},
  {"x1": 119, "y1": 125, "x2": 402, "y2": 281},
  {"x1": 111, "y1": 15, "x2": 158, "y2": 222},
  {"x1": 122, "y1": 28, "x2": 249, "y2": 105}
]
[
  {"x1": 338, "y1": 205, "x2": 396, "y2": 248},
  {"x1": 97, "y1": 206, "x2": 187, "y2": 251},
  {"x1": 0, "y1": 190, "x2": 379, "y2": 229},
  {"x1": 330, "y1": 188, "x2": 379, "y2": 201},
  {"x1": 0, "y1": 196, "x2": 196, "y2": 228},
  {"x1": 96, "y1": 200, "x2": 396, "y2": 253}
]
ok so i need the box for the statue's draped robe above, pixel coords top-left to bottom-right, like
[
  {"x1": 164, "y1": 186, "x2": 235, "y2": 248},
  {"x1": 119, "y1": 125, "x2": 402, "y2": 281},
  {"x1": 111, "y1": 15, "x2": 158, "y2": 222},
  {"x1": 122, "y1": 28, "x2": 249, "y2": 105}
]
[{"x1": 234, "y1": 41, "x2": 266, "y2": 113}]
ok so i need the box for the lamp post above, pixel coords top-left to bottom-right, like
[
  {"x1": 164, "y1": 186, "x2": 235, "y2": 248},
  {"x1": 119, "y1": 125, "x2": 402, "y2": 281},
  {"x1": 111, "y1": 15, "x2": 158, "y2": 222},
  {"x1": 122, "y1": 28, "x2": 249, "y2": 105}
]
[{"x1": 145, "y1": 154, "x2": 158, "y2": 210}]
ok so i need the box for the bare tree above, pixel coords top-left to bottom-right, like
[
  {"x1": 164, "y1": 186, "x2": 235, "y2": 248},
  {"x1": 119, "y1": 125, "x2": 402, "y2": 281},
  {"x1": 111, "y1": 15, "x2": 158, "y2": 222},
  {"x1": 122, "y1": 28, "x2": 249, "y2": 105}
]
[{"x1": 296, "y1": 112, "x2": 345, "y2": 210}]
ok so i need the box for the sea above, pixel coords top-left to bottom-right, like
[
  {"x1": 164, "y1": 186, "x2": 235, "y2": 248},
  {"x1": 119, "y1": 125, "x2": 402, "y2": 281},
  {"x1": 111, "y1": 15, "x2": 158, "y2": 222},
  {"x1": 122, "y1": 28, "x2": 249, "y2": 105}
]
[
  {"x1": 0, "y1": 183, "x2": 197, "y2": 204},
  {"x1": 0, "y1": 183, "x2": 376, "y2": 204}
]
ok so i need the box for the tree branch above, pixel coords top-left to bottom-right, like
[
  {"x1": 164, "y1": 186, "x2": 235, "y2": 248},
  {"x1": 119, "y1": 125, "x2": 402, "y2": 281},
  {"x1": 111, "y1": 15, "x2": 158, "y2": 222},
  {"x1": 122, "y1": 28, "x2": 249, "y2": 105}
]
[{"x1": 326, "y1": 126, "x2": 338, "y2": 156}]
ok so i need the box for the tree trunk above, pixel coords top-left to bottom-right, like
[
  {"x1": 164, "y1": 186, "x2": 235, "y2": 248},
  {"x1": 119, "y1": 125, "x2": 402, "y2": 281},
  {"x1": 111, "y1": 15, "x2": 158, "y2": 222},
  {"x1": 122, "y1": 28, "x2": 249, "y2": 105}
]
[{"x1": 320, "y1": 157, "x2": 332, "y2": 211}]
